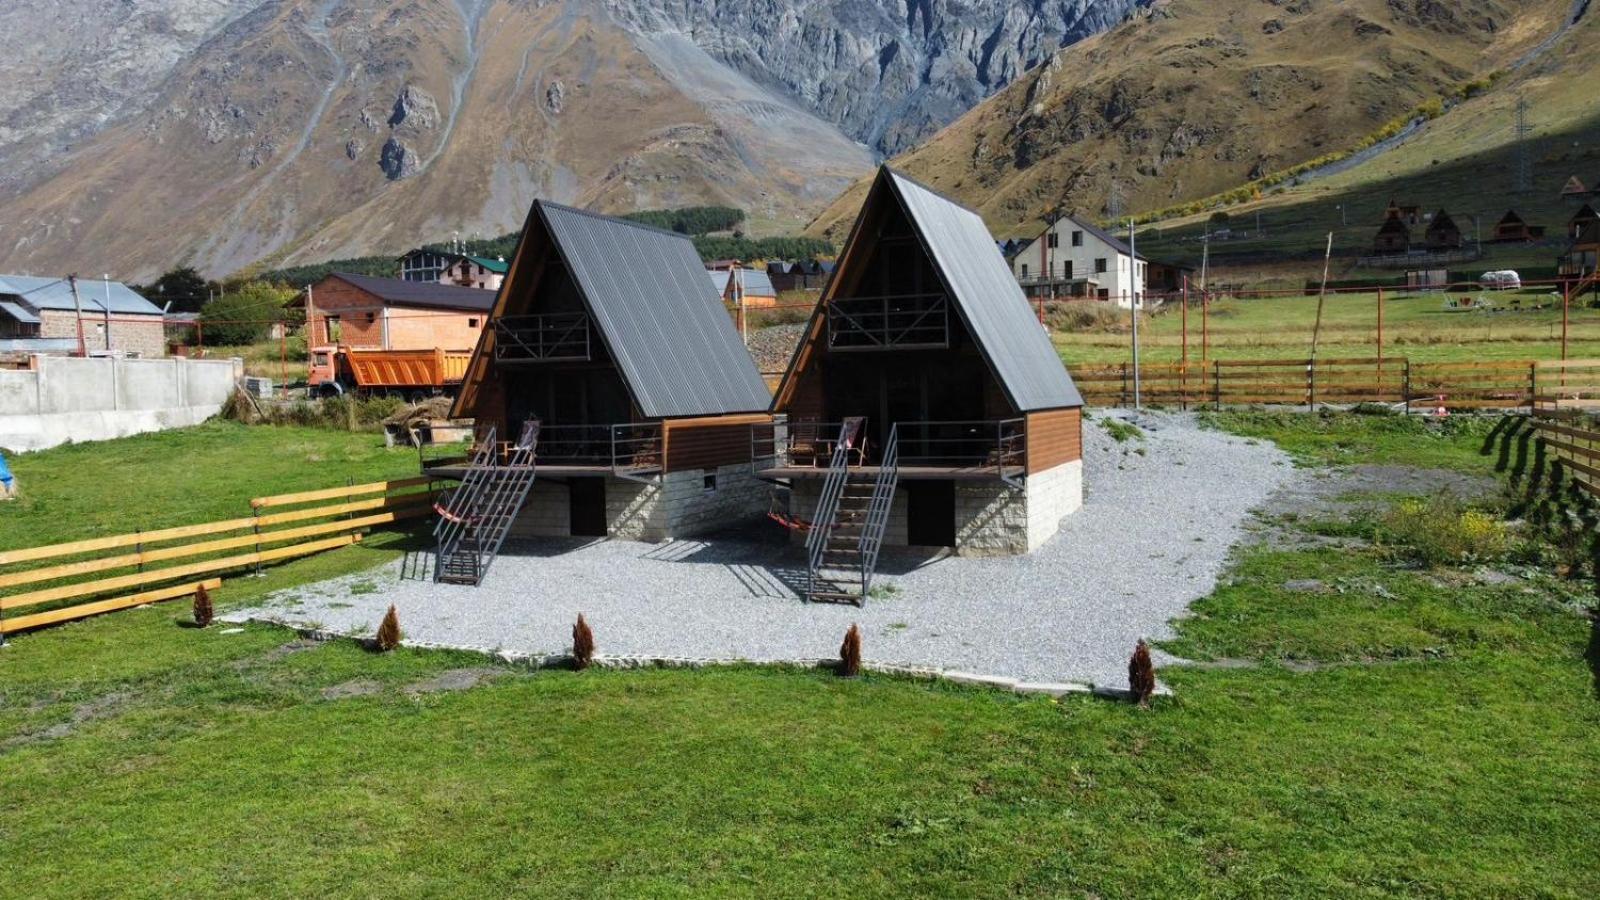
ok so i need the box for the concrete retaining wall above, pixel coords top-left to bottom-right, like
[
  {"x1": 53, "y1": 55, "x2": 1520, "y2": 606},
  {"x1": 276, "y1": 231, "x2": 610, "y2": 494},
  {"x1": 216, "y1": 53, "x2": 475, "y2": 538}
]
[{"x1": 0, "y1": 356, "x2": 242, "y2": 452}]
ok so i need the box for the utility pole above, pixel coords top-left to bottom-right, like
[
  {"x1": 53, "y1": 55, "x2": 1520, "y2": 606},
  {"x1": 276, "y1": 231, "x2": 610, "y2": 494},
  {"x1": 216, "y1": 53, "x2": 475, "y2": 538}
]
[
  {"x1": 102, "y1": 274, "x2": 112, "y2": 351},
  {"x1": 68, "y1": 274, "x2": 87, "y2": 357},
  {"x1": 1129, "y1": 218, "x2": 1141, "y2": 410},
  {"x1": 1513, "y1": 96, "x2": 1534, "y2": 193}
]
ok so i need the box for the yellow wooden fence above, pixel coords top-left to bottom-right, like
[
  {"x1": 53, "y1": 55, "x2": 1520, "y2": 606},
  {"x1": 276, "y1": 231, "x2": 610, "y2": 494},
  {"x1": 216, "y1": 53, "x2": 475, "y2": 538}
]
[{"x1": 0, "y1": 477, "x2": 437, "y2": 635}]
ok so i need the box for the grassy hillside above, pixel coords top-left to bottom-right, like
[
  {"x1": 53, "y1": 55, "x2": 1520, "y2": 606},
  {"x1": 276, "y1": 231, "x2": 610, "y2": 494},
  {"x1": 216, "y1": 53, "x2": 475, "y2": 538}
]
[
  {"x1": 1134, "y1": 4, "x2": 1600, "y2": 282},
  {"x1": 809, "y1": 0, "x2": 1575, "y2": 246}
]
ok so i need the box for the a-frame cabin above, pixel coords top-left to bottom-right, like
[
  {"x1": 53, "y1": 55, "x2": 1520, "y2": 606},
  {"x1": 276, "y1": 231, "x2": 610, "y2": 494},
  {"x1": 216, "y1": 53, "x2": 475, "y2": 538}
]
[
  {"x1": 433, "y1": 201, "x2": 772, "y2": 583},
  {"x1": 760, "y1": 166, "x2": 1083, "y2": 599}
]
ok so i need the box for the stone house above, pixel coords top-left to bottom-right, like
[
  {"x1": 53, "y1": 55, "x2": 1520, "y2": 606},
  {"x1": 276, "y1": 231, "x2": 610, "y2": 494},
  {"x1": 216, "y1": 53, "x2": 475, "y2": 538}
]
[
  {"x1": 447, "y1": 201, "x2": 773, "y2": 541},
  {"x1": 0, "y1": 275, "x2": 165, "y2": 357}
]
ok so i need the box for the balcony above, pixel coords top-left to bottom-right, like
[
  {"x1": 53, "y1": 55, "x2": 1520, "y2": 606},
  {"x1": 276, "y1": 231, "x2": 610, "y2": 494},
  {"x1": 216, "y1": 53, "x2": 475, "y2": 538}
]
[
  {"x1": 826, "y1": 293, "x2": 949, "y2": 351},
  {"x1": 494, "y1": 313, "x2": 591, "y2": 363},
  {"x1": 753, "y1": 417, "x2": 1025, "y2": 483},
  {"x1": 430, "y1": 422, "x2": 663, "y2": 481}
]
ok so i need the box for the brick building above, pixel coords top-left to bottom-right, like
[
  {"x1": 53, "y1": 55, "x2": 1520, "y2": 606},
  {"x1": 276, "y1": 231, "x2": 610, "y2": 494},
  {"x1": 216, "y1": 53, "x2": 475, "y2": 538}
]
[
  {"x1": 306, "y1": 273, "x2": 494, "y2": 351},
  {"x1": 0, "y1": 275, "x2": 165, "y2": 357}
]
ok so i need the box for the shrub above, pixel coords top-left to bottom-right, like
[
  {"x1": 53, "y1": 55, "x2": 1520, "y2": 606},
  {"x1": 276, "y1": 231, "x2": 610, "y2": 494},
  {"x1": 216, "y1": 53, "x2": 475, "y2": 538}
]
[
  {"x1": 198, "y1": 281, "x2": 297, "y2": 346},
  {"x1": 839, "y1": 624, "x2": 862, "y2": 677},
  {"x1": 1379, "y1": 493, "x2": 1509, "y2": 567},
  {"x1": 1128, "y1": 640, "x2": 1156, "y2": 707},
  {"x1": 572, "y1": 613, "x2": 595, "y2": 670},
  {"x1": 375, "y1": 605, "x2": 402, "y2": 652},
  {"x1": 192, "y1": 584, "x2": 214, "y2": 628}
]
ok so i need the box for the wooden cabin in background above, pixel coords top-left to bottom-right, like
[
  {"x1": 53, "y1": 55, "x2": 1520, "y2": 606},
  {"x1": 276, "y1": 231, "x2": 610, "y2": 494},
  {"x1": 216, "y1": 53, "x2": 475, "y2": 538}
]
[
  {"x1": 1372, "y1": 216, "x2": 1411, "y2": 255},
  {"x1": 1492, "y1": 210, "x2": 1544, "y2": 243},
  {"x1": 761, "y1": 166, "x2": 1083, "y2": 592},
  {"x1": 1559, "y1": 204, "x2": 1600, "y2": 279},
  {"x1": 441, "y1": 201, "x2": 772, "y2": 563},
  {"x1": 1424, "y1": 209, "x2": 1463, "y2": 251}
]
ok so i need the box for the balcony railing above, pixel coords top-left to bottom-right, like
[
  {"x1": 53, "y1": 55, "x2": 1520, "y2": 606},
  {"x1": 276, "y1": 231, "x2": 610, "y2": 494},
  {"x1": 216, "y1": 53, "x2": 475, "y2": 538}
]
[
  {"x1": 470, "y1": 422, "x2": 662, "y2": 477},
  {"x1": 494, "y1": 313, "x2": 591, "y2": 363},
  {"x1": 754, "y1": 417, "x2": 1025, "y2": 483},
  {"x1": 827, "y1": 293, "x2": 949, "y2": 350}
]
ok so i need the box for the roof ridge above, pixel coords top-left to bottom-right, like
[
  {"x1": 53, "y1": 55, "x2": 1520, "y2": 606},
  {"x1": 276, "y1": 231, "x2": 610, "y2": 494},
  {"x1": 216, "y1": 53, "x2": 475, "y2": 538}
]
[{"x1": 536, "y1": 199, "x2": 695, "y2": 242}]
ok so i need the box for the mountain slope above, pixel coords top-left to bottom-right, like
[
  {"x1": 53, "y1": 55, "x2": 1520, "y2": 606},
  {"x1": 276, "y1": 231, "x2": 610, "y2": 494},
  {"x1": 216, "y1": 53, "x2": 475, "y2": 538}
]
[
  {"x1": 808, "y1": 0, "x2": 1576, "y2": 239},
  {"x1": 0, "y1": 0, "x2": 1148, "y2": 281}
]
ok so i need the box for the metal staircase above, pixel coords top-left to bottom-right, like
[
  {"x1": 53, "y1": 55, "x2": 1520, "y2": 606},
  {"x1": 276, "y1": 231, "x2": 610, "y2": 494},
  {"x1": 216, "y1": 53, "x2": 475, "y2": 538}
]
[
  {"x1": 805, "y1": 420, "x2": 899, "y2": 605},
  {"x1": 433, "y1": 420, "x2": 540, "y2": 585}
]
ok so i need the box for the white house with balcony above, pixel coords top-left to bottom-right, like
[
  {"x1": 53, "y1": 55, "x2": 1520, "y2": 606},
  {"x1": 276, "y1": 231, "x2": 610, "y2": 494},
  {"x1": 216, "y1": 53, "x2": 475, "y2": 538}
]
[{"x1": 1009, "y1": 214, "x2": 1149, "y2": 309}]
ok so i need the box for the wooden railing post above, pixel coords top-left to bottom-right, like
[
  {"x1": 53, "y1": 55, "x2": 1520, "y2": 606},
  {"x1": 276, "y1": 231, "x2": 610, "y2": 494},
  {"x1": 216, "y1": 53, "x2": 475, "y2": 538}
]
[{"x1": 1213, "y1": 359, "x2": 1222, "y2": 409}]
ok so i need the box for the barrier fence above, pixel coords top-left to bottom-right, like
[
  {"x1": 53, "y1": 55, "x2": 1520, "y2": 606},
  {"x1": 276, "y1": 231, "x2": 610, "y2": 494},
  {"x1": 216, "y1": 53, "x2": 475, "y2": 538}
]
[
  {"x1": 1067, "y1": 357, "x2": 1600, "y2": 411},
  {"x1": 0, "y1": 477, "x2": 437, "y2": 635},
  {"x1": 1529, "y1": 409, "x2": 1600, "y2": 500}
]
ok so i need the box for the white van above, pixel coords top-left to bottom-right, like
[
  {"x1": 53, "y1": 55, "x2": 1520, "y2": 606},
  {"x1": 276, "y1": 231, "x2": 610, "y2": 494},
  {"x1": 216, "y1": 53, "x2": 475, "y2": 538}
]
[{"x1": 1479, "y1": 270, "x2": 1521, "y2": 290}]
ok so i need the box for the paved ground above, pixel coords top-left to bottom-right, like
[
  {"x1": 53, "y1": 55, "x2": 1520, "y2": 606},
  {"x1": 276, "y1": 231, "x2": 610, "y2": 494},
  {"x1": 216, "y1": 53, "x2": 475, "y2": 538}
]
[{"x1": 233, "y1": 411, "x2": 1297, "y2": 688}]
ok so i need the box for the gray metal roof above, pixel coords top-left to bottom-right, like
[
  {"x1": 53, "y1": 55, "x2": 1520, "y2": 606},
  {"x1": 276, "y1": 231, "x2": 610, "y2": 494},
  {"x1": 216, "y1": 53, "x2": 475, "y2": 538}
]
[
  {"x1": 326, "y1": 272, "x2": 496, "y2": 311},
  {"x1": 537, "y1": 202, "x2": 772, "y2": 418},
  {"x1": 708, "y1": 268, "x2": 777, "y2": 298},
  {"x1": 882, "y1": 168, "x2": 1082, "y2": 410},
  {"x1": 0, "y1": 274, "x2": 162, "y2": 316},
  {"x1": 0, "y1": 300, "x2": 40, "y2": 324}
]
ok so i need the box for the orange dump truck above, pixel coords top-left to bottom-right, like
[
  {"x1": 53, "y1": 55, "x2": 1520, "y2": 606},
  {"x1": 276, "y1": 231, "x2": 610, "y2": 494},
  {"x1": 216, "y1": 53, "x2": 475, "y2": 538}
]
[{"x1": 309, "y1": 346, "x2": 473, "y2": 399}]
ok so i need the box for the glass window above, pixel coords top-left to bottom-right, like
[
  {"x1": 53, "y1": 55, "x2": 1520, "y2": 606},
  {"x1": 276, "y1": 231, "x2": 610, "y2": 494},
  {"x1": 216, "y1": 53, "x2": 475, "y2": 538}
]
[
  {"x1": 1072, "y1": 231, "x2": 1084, "y2": 247},
  {"x1": 1094, "y1": 258, "x2": 1107, "y2": 274}
]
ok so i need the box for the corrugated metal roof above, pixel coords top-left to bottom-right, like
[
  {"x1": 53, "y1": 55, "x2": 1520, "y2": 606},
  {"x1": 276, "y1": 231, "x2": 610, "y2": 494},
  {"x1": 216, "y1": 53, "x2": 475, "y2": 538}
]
[
  {"x1": 0, "y1": 300, "x2": 40, "y2": 324},
  {"x1": 537, "y1": 202, "x2": 772, "y2": 418},
  {"x1": 326, "y1": 272, "x2": 496, "y2": 311},
  {"x1": 465, "y1": 255, "x2": 509, "y2": 274},
  {"x1": 0, "y1": 274, "x2": 162, "y2": 316},
  {"x1": 708, "y1": 268, "x2": 776, "y2": 298},
  {"x1": 882, "y1": 168, "x2": 1082, "y2": 411}
]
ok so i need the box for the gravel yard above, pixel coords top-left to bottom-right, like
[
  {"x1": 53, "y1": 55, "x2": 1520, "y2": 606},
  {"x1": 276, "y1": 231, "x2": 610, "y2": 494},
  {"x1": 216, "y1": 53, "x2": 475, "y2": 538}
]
[{"x1": 233, "y1": 412, "x2": 1297, "y2": 689}]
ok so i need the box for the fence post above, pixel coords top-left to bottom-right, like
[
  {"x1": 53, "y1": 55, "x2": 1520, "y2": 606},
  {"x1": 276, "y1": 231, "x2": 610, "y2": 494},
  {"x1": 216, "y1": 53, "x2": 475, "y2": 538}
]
[
  {"x1": 1403, "y1": 359, "x2": 1412, "y2": 414},
  {"x1": 1529, "y1": 362, "x2": 1538, "y2": 415},
  {"x1": 1213, "y1": 359, "x2": 1222, "y2": 410},
  {"x1": 1307, "y1": 359, "x2": 1316, "y2": 411}
]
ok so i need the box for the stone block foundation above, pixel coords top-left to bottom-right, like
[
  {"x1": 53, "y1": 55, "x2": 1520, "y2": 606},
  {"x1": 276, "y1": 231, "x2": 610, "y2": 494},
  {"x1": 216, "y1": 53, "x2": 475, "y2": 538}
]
[{"x1": 508, "y1": 463, "x2": 769, "y2": 542}]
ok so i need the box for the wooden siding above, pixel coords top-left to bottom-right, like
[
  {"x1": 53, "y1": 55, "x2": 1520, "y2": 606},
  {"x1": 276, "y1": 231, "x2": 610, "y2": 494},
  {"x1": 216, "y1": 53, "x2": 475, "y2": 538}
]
[
  {"x1": 663, "y1": 414, "x2": 772, "y2": 472},
  {"x1": 1026, "y1": 408, "x2": 1082, "y2": 474}
]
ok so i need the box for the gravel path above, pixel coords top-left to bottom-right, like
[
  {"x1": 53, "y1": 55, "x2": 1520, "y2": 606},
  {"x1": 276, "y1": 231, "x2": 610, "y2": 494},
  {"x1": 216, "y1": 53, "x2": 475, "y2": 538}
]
[{"x1": 233, "y1": 412, "x2": 1296, "y2": 688}]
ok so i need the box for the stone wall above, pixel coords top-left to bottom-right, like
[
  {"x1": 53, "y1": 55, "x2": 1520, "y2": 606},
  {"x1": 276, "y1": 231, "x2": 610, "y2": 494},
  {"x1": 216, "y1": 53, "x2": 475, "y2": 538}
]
[
  {"x1": 509, "y1": 463, "x2": 769, "y2": 542},
  {"x1": 38, "y1": 310, "x2": 166, "y2": 358},
  {"x1": 0, "y1": 355, "x2": 241, "y2": 452},
  {"x1": 787, "y1": 461, "x2": 1083, "y2": 557}
]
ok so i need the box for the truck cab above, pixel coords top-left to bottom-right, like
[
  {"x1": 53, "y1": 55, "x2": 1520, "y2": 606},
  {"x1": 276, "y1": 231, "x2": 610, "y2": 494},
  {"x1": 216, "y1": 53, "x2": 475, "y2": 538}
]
[{"x1": 308, "y1": 345, "x2": 345, "y2": 396}]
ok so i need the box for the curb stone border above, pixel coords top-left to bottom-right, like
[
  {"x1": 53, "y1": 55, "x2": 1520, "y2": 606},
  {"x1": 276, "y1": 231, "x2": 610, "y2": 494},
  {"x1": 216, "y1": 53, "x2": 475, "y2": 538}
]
[{"x1": 224, "y1": 613, "x2": 1172, "y2": 701}]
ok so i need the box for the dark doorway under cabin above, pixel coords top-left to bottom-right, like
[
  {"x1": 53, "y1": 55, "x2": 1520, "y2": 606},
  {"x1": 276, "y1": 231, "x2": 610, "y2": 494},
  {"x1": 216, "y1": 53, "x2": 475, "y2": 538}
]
[
  {"x1": 905, "y1": 480, "x2": 956, "y2": 547},
  {"x1": 568, "y1": 477, "x2": 607, "y2": 537}
]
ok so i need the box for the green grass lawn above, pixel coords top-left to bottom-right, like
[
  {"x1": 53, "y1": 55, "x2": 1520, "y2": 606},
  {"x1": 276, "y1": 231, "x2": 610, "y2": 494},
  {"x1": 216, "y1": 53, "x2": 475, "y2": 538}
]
[
  {"x1": 1055, "y1": 289, "x2": 1600, "y2": 365},
  {"x1": 1, "y1": 418, "x2": 1598, "y2": 897}
]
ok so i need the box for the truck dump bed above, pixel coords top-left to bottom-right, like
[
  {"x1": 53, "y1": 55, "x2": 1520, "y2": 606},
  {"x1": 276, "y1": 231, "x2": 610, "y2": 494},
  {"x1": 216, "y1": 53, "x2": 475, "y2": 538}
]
[{"x1": 344, "y1": 348, "x2": 472, "y2": 388}]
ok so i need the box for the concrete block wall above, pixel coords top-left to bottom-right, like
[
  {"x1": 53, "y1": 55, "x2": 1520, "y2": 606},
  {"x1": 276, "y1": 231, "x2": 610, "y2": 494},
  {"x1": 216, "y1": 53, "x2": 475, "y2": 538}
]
[
  {"x1": 788, "y1": 463, "x2": 1083, "y2": 557},
  {"x1": 663, "y1": 463, "x2": 771, "y2": 537},
  {"x1": 1025, "y1": 460, "x2": 1083, "y2": 551},
  {"x1": 507, "y1": 479, "x2": 572, "y2": 539},
  {"x1": 0, "y1": 356, "x2": 242, "y2": 452}
]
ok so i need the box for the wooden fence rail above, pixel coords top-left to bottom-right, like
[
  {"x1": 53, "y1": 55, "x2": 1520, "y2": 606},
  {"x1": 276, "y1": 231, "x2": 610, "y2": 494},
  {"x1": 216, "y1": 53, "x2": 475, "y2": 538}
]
[
  {"x1": 0, "y1": 478, "x2": 437, "y2": 635},
  {"x1": 1530, "y1": 411, "x2": 1600, "y2": 500},
  {"x1": 1068, "y1": 357, "x2": 1600, "y2": 412}
]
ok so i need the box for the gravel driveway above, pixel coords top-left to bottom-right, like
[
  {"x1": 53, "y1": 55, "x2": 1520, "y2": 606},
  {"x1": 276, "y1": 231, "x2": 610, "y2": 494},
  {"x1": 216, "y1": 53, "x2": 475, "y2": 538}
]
[{"x1": 234, "y1": 412, "x2": 1296, "y2": 689}]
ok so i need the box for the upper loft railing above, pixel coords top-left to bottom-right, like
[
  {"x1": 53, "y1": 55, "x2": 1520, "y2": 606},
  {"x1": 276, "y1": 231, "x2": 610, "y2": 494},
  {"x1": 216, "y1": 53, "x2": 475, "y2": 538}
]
[
  {"x1": 827, "y1": 292, "x2": 950, "y2": 351},
  {"x1": 494, "y1": 313, "x2": 591, "y2": 363},
  {"x1": 753, "y1": 417, "x2": 1025, "y2": 483}
]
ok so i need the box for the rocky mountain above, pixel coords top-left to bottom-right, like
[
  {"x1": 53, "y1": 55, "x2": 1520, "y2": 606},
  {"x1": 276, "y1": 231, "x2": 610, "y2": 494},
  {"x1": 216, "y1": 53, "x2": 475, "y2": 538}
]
[
  {"x1": 807, "y1": 0, "x2": 1580, "y2": 239},
  {"x1": 0, "y1": 0, "x2": 1145, "y2": 281}
]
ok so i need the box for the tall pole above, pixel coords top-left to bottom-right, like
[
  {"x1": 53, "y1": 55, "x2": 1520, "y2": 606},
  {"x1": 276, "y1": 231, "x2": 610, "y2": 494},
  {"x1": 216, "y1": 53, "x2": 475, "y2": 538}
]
[
  {"x1": 1181, "y1": 275, "x2": 1189, "y2": 365},
  {"x1": 1129, "y1": 218, "x2": 1141, "y2": 410},
  {"x1": 1377, "y1": 286, "x2": 1385, "y2": 398},
  {"x1": 1310, "y1": 233, "x2": 1334, "y2": 363},
  {"x1": 1562, "y1": 279, "x2": 1570, "y2": 361},
  {"x1": 102, "y1": 275, "x2": 113, "y2": 351},
  {"x1": 68, "y1": 274, "x2": 87, "y2": 358}
]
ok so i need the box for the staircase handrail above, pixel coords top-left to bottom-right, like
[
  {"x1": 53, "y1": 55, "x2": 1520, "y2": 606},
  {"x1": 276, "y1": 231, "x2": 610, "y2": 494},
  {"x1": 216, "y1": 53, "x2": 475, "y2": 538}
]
[
  {"x1": 806, "y1": 418, "x2": 863, "y2": 582},
  {"x1": 858, "y1": 423, "x2": 899, "y2": 598}
]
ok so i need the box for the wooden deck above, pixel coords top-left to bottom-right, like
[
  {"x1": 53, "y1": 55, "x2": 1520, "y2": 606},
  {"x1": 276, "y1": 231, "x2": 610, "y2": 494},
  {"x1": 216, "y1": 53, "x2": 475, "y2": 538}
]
[
  {"x1": 424, "y1": 464, "x2": 659, "y2": 481},
  {"x1": 758, "y1": 464, "x2": 1023, "y2": 482}
]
